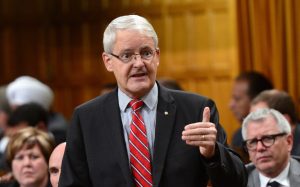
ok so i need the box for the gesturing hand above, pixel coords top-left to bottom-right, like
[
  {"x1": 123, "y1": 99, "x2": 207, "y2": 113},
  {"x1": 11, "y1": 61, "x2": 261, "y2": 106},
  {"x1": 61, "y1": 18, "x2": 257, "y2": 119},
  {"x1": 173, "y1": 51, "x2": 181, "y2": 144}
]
[{"x1": 182, "y1": 107, "x2": 217, "y2": 158}]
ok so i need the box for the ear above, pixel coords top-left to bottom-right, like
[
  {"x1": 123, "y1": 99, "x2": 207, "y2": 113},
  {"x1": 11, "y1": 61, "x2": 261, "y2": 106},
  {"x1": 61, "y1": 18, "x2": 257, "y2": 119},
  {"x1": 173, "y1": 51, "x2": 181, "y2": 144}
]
[
  {"x1": 102, "y1": 52, "x2": 114, "y2": 72},
  {"x1": 155, "y1": 48, "x2": 160, "y2": 66},
  {"x1": 287, "y1": 133, "x2": 293, "y2": 152}
]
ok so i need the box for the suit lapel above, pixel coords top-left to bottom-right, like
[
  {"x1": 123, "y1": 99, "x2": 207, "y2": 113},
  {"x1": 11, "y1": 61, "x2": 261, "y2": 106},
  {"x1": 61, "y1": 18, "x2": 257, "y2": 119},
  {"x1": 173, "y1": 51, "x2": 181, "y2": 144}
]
[
  {"x1": 152, "y1": 86, "x2": 176, "y2": 187},
  {"x1": 289, "y1": 158, "x2": 300, "y2": 186},
  {"x1": 103, "y1": 91, "x2": 134, "y2": 186}
]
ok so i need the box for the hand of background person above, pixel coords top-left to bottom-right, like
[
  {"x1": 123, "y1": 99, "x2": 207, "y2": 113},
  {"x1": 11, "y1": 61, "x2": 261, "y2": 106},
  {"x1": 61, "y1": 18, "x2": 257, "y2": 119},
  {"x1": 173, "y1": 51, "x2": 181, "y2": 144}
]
[{"x1": 182, "y1": 107, "x2": 217, "y2": 158}]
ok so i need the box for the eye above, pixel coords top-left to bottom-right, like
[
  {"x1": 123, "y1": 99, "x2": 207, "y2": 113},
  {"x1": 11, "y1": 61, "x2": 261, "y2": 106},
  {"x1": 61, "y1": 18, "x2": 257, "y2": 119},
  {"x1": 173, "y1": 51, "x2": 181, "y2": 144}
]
[
  {"x1": 262, "y1": 136, "x2": 274, "y2": 143},
  {"x1": 120, "y1": 52, "x2": 133, "y2": 61},
  {"x1": 14, "y1": 155, "x2": 24, "y2": 161},
  {"x1": 247, "y1": 139, "x2": 257, "y2": 146},
  {"x1": 49, "y1": 167, "x2": 60, "y2": 175},
  {"x1": 29, "y1": 154, "x2": 40, "y2": 160},
  {"x1": 140, "y1": 49, "x2": 153, "y2": 58}
]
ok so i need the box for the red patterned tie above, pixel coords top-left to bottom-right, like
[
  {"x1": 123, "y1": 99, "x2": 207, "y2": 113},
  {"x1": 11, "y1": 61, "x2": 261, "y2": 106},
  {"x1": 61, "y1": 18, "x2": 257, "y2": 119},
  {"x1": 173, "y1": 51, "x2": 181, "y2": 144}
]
[{"x1": 129, "y1": 99, "x2": 153, "y2": 187}]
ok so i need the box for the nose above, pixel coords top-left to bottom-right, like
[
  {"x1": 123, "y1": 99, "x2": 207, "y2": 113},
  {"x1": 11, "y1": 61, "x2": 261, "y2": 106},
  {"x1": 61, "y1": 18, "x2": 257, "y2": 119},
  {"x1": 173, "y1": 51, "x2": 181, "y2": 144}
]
[
  {"x1": 132, "y1": 54, "x2": 144, "y2": 67},
  {"x1": 22, "y1": 157, "x2": 31, "y2": 166},
  {"x1": 132, "y1": 54, "x2": 143, "y2": 61},
  {"x1": 255, "y1": 140, "x2": 266, "y2": 152}
]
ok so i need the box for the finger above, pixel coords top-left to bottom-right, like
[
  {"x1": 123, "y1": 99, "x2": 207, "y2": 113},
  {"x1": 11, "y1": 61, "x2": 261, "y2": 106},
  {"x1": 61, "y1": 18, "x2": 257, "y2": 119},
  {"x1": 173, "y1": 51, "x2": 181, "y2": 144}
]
[{"x1": 202, "y1": 107, "x2": 210, "y2": 122}]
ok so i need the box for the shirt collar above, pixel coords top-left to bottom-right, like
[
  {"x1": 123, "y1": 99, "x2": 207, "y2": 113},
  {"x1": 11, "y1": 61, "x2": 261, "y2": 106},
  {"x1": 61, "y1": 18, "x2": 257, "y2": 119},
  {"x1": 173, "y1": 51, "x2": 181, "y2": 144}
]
[
  {"x1": 118, "y1": 83, "x2": 158, "y2": 111},
  {"x1": 259, "y1": 161, "x2": 290, "y2": 187}
]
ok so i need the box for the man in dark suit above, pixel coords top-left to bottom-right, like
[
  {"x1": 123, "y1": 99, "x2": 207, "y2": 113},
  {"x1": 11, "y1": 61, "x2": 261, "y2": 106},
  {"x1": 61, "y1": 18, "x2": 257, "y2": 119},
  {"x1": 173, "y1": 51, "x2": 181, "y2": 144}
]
[
  {"x1": 242, "y1": 108, "x2": 300, "y2": 186},
  {"x1": 58, "y1": 15, "x2": 247, "y2": 187}
]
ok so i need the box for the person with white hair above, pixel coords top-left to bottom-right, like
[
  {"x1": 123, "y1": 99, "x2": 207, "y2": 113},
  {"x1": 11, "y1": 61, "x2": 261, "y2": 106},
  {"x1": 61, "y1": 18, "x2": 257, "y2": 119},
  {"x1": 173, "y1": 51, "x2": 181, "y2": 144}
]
[
  {"x1": 59, "y1": 14, "x2": 247, "y2": 187},
  {"x1": 242, "y1": 108, "x2": 300, "y2": 186},
  {"x1": 6, "y1": 76, "x2": 54, "y2": 111},
  {"x1": 5, "y1": 76, "x2": 68, "y2": 145}
]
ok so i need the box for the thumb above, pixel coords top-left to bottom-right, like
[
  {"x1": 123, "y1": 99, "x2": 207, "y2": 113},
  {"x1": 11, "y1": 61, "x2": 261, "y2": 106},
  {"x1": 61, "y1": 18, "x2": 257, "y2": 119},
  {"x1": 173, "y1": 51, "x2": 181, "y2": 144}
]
[{"x1": 202, "y1": 107, "x2": 210, "y2": 122}]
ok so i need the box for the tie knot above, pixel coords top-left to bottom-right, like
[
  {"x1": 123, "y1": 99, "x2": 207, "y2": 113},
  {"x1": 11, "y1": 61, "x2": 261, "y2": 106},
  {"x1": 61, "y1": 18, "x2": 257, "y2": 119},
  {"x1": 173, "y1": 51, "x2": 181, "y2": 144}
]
[
  {"x1": 267, "y1": 181, "x2": 280, "y2": 187},
  {"x1": 129, "y1": 99, "x2": 143, "y2": 111}
]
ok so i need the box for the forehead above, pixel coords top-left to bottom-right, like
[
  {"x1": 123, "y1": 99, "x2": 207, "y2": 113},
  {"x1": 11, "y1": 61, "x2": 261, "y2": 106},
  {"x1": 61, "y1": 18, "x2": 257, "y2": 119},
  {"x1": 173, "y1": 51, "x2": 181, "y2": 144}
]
[
  {"x1": 233, "y1": 80, "x2": 249, "y2": 94},
  {"x1": 49, "y1": 145, "x2": 65, "y2": 165},
  {"x1": 15, "y1": 144, "x2": 41, "y2": 155},
  {"x1": 113, "y1": 29, "x2": 155, "y2": 51},
  {"x1": 247, "y1": 115, "x2": 279, "y2": 134}
]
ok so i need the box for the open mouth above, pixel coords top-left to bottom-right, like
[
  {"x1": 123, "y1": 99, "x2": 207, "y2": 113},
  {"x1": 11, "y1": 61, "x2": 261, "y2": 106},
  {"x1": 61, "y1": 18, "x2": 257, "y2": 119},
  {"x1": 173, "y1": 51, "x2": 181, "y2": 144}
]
[{"x1": 131, "y1": 72, "x2": 147, "y2": 77}]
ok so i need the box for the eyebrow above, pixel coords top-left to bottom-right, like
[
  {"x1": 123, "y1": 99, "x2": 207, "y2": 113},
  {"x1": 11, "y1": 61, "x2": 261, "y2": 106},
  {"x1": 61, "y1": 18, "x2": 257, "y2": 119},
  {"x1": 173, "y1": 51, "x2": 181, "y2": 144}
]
[{"x1": 119, "y1": 46, "x2": 153, "y2": 53}]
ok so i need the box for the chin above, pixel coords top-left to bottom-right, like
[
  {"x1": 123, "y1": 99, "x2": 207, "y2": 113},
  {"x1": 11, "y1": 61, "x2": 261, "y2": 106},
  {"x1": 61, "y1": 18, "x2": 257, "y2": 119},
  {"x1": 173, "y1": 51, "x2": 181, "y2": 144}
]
[
  {"x1": 257, "y1": 163, "x2": 274, "y2": 173},
  {"x1": 131, "y1": 83, "x2": 152, "y2": 91},
  {"x1": 127, "y1": 87, "x2": 150, "y2": 97}
]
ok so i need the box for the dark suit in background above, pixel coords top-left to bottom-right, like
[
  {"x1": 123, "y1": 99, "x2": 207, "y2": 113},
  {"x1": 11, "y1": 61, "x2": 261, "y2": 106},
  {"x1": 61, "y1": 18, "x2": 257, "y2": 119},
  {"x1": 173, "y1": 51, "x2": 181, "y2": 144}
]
[{"x1": 246, "y1": 157, "x2": 300, "y2": 187}]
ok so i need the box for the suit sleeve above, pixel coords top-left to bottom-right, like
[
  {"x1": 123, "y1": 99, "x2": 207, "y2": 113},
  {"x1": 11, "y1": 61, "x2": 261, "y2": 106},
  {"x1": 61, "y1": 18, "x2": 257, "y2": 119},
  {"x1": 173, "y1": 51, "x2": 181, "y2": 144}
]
[
  {"x1": 203, "y1": 99, "x2": 248, "y2": 187},
  {"x1": 58, "y1": 109, "x2": 92, "y2": 187}
]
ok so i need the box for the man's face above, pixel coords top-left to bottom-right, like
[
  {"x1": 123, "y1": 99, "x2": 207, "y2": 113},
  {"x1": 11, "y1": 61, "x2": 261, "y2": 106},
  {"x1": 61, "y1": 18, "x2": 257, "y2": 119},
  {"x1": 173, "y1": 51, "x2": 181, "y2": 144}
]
[
  {"x1": 102, "y1": 30, "x2": 159, "y2": 98},
  {"x1": 49, "y1": 143, "x2": 66, "y2": 187},
  {"x1": 246, "y1": 116, "x2": 292, "y2": 177},
  {"x1": 229, "y1": 80, "x2": 251, "y2": 122}
]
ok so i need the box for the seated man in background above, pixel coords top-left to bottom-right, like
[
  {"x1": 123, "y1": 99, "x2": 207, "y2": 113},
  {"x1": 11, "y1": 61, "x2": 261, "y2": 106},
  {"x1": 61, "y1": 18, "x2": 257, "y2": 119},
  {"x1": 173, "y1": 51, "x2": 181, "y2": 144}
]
[
  {"x1": 49, "y1": 142, "x2": 66, "y2": 187},
  {"x1": 251, "y1": 89, "x2": 300, "y2": 156},
  {"x1": 242, "y1": 108, "x2": 300, "y2": 186}
]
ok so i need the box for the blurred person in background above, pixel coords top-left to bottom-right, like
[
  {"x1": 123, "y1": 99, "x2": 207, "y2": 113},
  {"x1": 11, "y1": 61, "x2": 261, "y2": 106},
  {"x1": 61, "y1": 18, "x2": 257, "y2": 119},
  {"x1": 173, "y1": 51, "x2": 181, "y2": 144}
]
[
  {"x1": 229, "y1": 71, "x2": 273, "y2": 163},
  {"x1": 6, "y1": 76, "x2": 68, "y2": 145},
  {"x1": 251, "y1": 89, "x2": 300, "y2": 156},
  {"x1": 0, "y1": 86, "x2": 11, "y2": 177},
  {"x1": 158, "y1": 77, "x2": 183, "y2": 90},
  {"x1": 0, "y1": 86, "x2": 11, "y2": 152},
  {"x1": 99, "y1": 82, "x2": 117, "y2": 95},
  {"x1": 49, "y1": 142, "x2": 66, "y2": 187},
  {"x1": 0, "y1": 103, "x2": 50, "y2": 175},
  {"x1": 3, "y1": 127, "x2": 55, "y2": 187}
]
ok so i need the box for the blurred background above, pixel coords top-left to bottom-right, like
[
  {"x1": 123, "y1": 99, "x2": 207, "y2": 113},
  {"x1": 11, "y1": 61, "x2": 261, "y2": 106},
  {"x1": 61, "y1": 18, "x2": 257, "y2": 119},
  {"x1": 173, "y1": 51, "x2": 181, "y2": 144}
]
[{"x1": 0, "y1": 0, "x2": 299, "y2": 143}]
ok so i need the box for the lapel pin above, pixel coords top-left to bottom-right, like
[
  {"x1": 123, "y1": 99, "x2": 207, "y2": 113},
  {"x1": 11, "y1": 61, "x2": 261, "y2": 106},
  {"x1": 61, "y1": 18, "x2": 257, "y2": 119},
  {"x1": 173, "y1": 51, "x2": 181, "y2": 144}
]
[{"x1": 164, "y1": 111, "x2": 168, "y2": 115}]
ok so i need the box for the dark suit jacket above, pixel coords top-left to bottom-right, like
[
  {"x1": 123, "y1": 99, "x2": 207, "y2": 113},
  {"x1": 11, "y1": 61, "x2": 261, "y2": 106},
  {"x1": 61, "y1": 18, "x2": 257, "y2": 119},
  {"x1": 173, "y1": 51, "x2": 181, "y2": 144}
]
[
  {"x1": 59, "y1": 84, "x2": 247, "y2": 187},
  {"x1": 246, "y1": 157, "x2": 300, "y2": 187}
]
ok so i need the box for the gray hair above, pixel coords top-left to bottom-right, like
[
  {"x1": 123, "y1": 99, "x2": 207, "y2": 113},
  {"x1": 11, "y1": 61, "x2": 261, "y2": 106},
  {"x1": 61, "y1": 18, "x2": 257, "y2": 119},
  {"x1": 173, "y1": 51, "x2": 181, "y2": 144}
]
[
  {"x1": 103, "y1": 15, "x2": 158, "y2": 53},
  {"x1": 242, "y1": 108, "x2": 291, "y2": 140}
]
